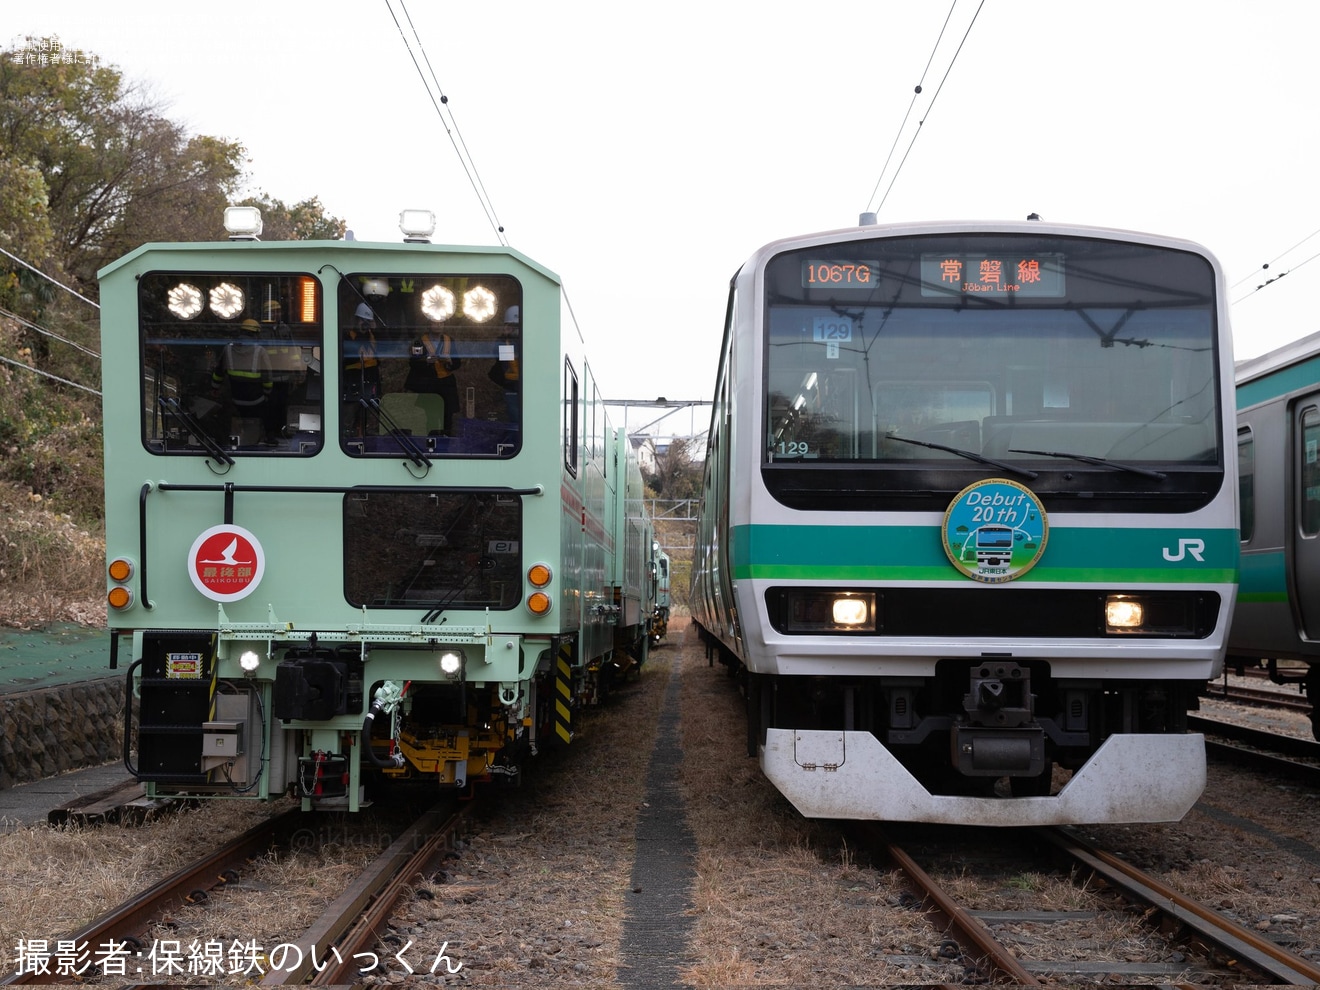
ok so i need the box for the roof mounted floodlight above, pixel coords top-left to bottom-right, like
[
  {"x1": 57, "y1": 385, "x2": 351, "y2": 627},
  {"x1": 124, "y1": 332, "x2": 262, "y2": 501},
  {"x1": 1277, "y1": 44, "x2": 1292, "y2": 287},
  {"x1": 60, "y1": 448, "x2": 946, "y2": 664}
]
[
  {"x1": 224, "y1": 206, "x2": 263, "y2": 240},
  {"x1": 400, "y1": 209, "x2": 436, "y2": 243}
]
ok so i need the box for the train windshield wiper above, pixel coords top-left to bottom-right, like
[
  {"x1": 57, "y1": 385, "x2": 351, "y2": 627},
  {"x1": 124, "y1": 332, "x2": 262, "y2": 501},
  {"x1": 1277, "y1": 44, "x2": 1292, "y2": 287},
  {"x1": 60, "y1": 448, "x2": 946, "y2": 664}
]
[
  {"x1": 885, "y1": 433, "x2": 1038, "y2": 480},
  {"x1": 159, "y1": 397, "x2": 234, "y2": 466},
  {"x1": 1009, "y1": 447, "x2": 1166, "y2": 481}
]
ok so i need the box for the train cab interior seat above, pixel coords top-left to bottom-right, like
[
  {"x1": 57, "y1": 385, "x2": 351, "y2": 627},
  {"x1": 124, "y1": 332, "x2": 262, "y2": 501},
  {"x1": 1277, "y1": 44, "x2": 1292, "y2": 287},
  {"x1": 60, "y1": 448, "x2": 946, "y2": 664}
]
[{"x1": 378, "y1": 392, "x2": 445, "y2": 436}]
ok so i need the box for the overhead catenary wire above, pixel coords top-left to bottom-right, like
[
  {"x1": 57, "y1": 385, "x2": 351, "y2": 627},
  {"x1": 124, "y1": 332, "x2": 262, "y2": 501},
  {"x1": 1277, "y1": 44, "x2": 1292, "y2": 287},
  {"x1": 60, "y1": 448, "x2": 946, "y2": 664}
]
[
  {"x1": 384, "y1": 0, "x2": 509, "y2": 247},
  {"x1": 1232, "y1": 248, "x2": 1320, "y2": 306},
  {"x1": 864, "y1": 0, "x2": 959, "y2": 216},
  {"x1": 1229, "y1": 224, "x2": 1320, "y2": 293},
  {"x1": 865, "y1": 0, "x2": 986, "y2": 218}
]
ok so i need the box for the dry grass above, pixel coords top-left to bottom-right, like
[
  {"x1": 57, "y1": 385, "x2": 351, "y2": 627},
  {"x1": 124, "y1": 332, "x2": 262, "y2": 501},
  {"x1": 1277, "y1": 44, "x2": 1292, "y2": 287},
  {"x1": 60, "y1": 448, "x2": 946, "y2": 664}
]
[
  {"x1": 0, "y1": 480, "x2": 105, "y2": 629},
  {"x1": 676, "y1": 634, "x2": 969, "y2": 987},
  {"x1": 0, "y1": 799, "x2": 283, "y2": 973}
]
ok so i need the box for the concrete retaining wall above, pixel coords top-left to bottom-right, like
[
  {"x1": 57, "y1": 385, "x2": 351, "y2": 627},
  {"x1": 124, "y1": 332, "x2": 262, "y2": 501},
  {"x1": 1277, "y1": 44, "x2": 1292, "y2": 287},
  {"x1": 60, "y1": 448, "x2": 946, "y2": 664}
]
[{"x1": 0, "y1": 678, "x2": 124, "y2": 788}]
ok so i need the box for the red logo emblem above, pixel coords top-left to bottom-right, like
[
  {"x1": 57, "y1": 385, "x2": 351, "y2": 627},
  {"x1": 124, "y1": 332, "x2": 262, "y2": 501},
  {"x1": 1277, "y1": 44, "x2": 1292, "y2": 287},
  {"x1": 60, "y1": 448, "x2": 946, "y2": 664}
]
[{"x1": 188, "y1": 524, "x2": 265, "y2": 602}]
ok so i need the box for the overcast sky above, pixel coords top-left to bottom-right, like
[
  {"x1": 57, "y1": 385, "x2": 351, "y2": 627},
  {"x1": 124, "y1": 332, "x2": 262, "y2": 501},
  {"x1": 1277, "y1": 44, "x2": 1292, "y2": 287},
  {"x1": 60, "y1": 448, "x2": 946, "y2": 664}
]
[{"x1": 9, "y1": 1, "x2": 1318, "y2": 436}]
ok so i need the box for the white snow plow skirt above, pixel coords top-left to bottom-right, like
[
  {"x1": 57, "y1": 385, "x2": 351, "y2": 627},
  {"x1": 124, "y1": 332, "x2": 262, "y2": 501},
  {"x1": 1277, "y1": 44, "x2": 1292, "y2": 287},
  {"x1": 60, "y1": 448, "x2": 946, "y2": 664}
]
[{"x1": 762, "y1": 728, "x2": 1205, "y2": 827}]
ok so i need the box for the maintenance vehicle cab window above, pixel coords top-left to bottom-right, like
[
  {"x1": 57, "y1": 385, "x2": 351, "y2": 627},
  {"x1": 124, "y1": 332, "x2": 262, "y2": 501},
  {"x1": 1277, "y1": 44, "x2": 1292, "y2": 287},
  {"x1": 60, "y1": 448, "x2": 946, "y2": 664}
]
[
  {"x1": 338, "y1": 275, "x2": 522, "y2": 458},
  {"x1": 139, "y1": 272, "x2": 324, "y2": 456}
]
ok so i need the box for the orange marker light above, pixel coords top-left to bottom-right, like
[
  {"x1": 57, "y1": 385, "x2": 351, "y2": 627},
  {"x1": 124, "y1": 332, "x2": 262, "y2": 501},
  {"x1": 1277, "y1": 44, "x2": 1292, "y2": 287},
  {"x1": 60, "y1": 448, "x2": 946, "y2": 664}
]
[
  {"x1": 107, "y1": 586, "x2": 133, "y2": 610},
  {"x1": 108, "y1": 558, "x2": 134, "y2": 582},
  {"x1": 528, "y1": 563, "x2": 552, "y2": 587},
  {"x1": 300, "y1": 277, "x2": 317, "y2": 323},
  {"x1": 527, "y1": 592, "x2": 552, "y2": 615}
]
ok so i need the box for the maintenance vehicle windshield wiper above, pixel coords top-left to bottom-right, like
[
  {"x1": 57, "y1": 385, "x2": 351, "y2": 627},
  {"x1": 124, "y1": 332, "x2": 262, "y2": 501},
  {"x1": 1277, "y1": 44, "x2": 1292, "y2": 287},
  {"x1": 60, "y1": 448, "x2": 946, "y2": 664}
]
[
  {"x1": 1009, "y1": 447, "x2": 1166, "y2": 480},
  {"x1": 159, "y1": 397, "x2": 234, "y2": 466},
  {"x1": 885, "y1": 433, "x2": 1038, "y2": 480},
  {"x1": 363, "y1": 395, "x2": 432, "y2": 472}
]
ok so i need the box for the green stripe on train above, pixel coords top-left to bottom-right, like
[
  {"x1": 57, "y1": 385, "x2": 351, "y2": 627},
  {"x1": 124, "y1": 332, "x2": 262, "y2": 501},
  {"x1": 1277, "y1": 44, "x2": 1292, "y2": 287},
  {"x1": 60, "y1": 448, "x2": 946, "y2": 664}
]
[
  {"x1": 1239, "y1": 549, "x2": 1287, "y2": 603},
  {"x1": 1237, "y1": 354, "x2": 1320, "y2": 409},
  {"x1": 731, "y1": 524, "x2": 1239, "y2": 583}
]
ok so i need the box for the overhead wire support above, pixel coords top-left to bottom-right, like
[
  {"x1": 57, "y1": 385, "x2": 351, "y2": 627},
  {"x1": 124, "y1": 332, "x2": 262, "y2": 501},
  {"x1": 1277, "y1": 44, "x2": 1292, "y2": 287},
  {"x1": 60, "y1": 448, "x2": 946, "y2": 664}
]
[
  {"x1": 385, "y1": 0, "x2": 509, "y2": 247},
  {"x1": 1232, "y1": 248, "x2": 1320, "y2": 305},
  {"x1": 1230, "y1": 224, "x2": 1320, "y2": 296}
]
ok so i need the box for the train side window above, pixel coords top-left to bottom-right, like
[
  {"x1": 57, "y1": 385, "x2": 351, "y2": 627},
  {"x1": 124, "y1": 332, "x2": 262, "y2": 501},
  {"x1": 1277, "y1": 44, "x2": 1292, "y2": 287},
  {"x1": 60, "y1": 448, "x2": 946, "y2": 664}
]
[
  {"x1": 564, "y1": 358, "x2": 579, "y2": 476},
  {"x1": 1237, "y1": 427, "x2": 1253, "y2": 543},
  {"x1": 1302, "y1": 408, "x2": 1320, "y2": 536}
]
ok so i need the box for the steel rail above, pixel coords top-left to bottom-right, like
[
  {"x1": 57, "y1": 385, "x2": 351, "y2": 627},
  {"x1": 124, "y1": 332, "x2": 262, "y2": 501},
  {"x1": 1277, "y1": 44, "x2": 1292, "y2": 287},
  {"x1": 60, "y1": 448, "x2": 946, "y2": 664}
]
[
  {"x1": 876, "y1": 827, "x2": 1043, "y2": 986},
  {"x1": 259, "y1": 800, "x2": 472, "y2": 985},
  {"x1": 1040, "y1": 826, "x2": 1320, "y2": 986},
  {"x1": 2, "y1": 807, "x2": 304, "y2": 986}
]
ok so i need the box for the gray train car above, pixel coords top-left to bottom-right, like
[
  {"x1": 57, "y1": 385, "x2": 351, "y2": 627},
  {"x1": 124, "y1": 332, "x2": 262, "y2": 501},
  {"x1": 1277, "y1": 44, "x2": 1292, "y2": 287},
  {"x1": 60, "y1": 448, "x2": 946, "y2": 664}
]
[{"x1": 1232, "y1": 328, "x2": 1320, "y2": 734}]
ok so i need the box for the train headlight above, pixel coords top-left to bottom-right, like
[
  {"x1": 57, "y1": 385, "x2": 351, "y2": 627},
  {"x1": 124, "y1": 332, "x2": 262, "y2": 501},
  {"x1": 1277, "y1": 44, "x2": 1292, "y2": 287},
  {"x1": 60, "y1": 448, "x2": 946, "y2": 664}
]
[
  {"x1": 167, "y1": 283, "x2": 204, "y2": 320},
  {"x1": 209, "y1": 282, "x2": 245, "y2": 319},
  {"x1": 1105, "y1": 596, "x2": 1144, "y2": 630},
  {"x1": 439, "y1": 651, "x2": 463, "y2": 676},
  {"x1": 463, "y1": 285, "x2": 497, "y2": 322},
  {"x1": 832, "y1": 596, "x2": 871, "y2": 626},
  {"x1": 239, "y1": 650, "x2": 261, "y2": 675},
  {"x1": 421, "y1": 284, "x2": 456, "y2": 321},
  {"x1": 1103, "y1": 593, "x2": 1200, "y2": 636},
  {"x1": 771, "y1": 589, "x2": 877, "y2": 633}
]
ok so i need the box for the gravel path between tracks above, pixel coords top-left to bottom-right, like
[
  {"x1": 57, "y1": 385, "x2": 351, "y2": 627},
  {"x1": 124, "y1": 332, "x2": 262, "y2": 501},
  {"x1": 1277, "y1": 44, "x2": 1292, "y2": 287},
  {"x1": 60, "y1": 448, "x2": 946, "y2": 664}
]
[{"x1": 4, "y1": 624, "x2": 1320, "y2": 986}]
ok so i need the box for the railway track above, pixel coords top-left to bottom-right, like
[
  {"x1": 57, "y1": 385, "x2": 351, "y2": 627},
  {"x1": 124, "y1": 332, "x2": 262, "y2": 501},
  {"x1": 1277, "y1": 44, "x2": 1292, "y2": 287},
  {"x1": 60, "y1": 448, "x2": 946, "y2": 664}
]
[
  {"x1": 874, "y1": 823, "x2": 1320, "y2": 984},
  {"x1": 1, "y1": 800, "x2": 471, "y2": 986}
]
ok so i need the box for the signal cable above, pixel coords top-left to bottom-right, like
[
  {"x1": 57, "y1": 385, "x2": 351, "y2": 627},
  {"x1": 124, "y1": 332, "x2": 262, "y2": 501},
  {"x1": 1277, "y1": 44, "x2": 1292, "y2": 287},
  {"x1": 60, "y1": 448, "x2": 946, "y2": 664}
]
[
  {"x1": 384, "y1": 0, "x2": 509, "y2": 247},
  {"x1": 0, "y1": 353, "x2": 100, "y2": 395},
  {"x1": 0, "y1": 306, "x2": 100, "y2": 359},
  {"x1": 867, "y1": 0, "x2": 986, "y2": 218},
  {"x1": 0, "y1": 245, "x2": 99, "y2": 310}
]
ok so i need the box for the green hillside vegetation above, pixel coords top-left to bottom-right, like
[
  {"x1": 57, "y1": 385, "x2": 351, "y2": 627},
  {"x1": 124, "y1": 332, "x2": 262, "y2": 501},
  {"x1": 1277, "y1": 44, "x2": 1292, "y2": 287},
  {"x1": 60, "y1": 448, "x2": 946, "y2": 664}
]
[{"x1": 0, "y1": 35, "x2": 343, "y2": 627}]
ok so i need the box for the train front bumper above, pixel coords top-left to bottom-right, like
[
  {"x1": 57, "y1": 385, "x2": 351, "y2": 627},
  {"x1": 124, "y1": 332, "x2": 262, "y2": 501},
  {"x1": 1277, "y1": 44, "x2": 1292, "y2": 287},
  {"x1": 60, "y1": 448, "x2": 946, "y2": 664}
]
[{"x1": 762, "y1": 729, "x2": 1205, "y2": 826}]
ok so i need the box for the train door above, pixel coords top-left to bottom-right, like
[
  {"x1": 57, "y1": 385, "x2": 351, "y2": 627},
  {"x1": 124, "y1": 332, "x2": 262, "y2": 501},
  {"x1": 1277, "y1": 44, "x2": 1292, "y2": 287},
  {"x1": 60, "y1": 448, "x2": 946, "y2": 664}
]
[{"x1": 1293, "y1": 400, "x2": 1320, "y2": 638}]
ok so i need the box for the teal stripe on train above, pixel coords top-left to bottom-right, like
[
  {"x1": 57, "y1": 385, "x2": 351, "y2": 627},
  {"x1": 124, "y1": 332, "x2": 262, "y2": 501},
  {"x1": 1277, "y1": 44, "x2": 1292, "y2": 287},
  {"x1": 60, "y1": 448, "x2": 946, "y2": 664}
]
[
  {"x1": 1239, "y1": 549, "x2": 1286, "y2": 603},
  {"x1": 731, "y1": 525, "x2": 1239, "y2": 583},
  {"x1": 1237, "y1": 354, "x2": 1320, "y2": 409}
]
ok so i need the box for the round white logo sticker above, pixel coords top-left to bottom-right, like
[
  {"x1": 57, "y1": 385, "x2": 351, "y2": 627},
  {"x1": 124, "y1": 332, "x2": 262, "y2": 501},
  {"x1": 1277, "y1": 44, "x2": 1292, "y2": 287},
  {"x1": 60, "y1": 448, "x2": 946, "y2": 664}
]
[{"x1": 188, "y1": 524, "x2": 265, "y2": 602}]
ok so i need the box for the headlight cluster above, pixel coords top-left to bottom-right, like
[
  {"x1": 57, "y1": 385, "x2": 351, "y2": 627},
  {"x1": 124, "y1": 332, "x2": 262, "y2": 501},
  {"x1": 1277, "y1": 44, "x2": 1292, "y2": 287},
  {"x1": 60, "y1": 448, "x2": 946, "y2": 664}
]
[
  {"x1": 106, "y1": 557, "x2": 135, "y2": 611},
  {"x1": 772, "y1": 590, "x2": 877, "y2": 634},
  {"x1": 418, "y1": 283, "x2": 499, "y2": 323},
  {"x1": 167, "y1": 280, "x2": 245, "y2": 320},
  {"x1": 1104, "y1": 594, "x2": 1198, "y2": 635}
]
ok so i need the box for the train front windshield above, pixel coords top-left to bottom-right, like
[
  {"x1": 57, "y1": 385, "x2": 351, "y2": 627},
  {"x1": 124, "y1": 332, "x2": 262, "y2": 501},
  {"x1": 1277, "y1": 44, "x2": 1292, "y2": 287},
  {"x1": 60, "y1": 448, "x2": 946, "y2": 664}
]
[{"x1": 762, "y1": 233, "x2": 1221, "y2": 510}]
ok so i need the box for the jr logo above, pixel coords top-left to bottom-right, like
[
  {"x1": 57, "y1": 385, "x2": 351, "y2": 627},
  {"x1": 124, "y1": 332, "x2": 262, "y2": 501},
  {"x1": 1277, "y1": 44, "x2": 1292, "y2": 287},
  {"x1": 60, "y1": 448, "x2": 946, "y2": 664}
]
[{"x1": 1162, "y1": 538, "x2": 1206, "y2": 562}]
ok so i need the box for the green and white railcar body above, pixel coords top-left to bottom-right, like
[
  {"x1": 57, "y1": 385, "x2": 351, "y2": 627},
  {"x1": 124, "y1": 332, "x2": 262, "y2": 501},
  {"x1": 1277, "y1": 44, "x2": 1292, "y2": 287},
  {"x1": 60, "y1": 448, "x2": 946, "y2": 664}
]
[
  {"x1": 694, "y1": 219, "x2": 1239, "y2": 826},
  {"x1": 100, "y1": 220, "x2": 649, "y2": 810}
]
